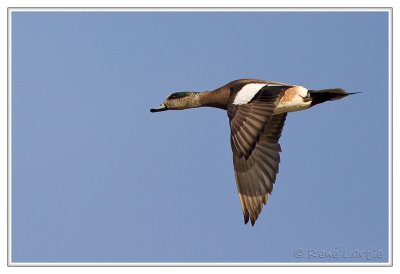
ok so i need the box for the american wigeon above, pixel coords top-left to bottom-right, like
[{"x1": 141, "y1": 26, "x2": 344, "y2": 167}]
[{"x1": 151, "y1": 79, "x2": 357, "y2": 226}]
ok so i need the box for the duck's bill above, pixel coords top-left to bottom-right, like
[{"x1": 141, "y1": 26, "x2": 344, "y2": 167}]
[{"x1": 150, "y1": 103, "x2": 167, "y2": 113}]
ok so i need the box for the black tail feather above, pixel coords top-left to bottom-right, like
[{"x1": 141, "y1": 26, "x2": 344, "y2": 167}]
[{"x1": 309, "y1": 88, "x2": 359, "y2": 106}]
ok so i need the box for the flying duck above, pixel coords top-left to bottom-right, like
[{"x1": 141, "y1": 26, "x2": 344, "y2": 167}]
[{"x1": 150, "y1": 79, "x2": 356, "y2": 226}]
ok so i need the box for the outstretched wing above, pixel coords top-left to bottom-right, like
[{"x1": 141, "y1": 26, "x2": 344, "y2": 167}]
[
  {"x1": 233, "y1": 114, "x2": 287, "y2": 225},
  {"x1": 227, "y1": 83, "x2": 288, "y2": 225}
]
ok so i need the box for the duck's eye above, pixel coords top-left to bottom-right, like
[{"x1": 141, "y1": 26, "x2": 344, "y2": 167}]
[{"x1": 167, "y1": 92, "x2": 191, "y2": 100}]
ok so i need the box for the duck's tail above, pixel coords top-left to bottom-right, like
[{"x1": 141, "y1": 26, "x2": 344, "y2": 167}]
[{"x1": 309, "y1": 88, "x2": 360, "y2": 106}]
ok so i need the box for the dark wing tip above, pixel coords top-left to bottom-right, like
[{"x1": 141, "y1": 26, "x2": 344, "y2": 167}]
[
  {"x1": 244, "y1": 213, "x2": 249, "y2": 224},
  {"x1": 243, "y1": 212, "x2": 258, "y2": 226}
]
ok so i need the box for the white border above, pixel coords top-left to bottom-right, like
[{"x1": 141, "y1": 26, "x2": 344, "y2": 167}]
[
  {"x1": 3, "y1": 7, "x2": 394, "y2": 12},
  {"x1": 7, "y1": 5, "x2": 12, "y2": 268},
  {"x1": 387, "y1": 5, "x2": 393, "y2": 270},
  {"x1": 2, "y1": 3, "x2": 395, "y2": 272}
]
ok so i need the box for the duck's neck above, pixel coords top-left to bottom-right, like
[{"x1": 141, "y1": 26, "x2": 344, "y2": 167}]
[{"x1": 198, "y1": 89, "x2": 230, "y2": 110}]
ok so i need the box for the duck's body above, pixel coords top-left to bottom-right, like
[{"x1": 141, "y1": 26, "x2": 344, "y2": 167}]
[{"x1": 151, "y1": 78, "x2": 356, "y2": 226}]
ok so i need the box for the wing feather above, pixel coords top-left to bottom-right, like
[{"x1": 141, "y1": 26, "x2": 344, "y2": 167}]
[
  {"x1": 228, "y1": 84, "x2": 289, "y2": 225},
  {"x1": 231, "y1": 113, "x2": 287, "y2": 225}
]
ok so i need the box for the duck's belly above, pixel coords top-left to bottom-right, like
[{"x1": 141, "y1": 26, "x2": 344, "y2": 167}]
[{"x1": 273, "y1": 101, "x2": 311, "y2": 114}]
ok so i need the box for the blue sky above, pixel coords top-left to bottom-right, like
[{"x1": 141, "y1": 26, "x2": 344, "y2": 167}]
[{"x1": 11, "y1": 11, "x2": 389, "y2": 263}]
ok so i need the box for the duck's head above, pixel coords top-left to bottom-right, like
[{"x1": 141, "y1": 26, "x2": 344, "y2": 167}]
[{"x1": 150, "y1": 92, "x2": 201, "y2": 112}]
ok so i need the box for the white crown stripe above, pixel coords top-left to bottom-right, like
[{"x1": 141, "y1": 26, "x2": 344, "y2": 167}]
[{"x1": 233, "y1": 83, "x2": 267, "y2": 105}]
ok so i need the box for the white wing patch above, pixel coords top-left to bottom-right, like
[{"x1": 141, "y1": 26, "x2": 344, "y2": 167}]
[{"x1": 233, "y1": 83, "x2": 267, "y2": 105}]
